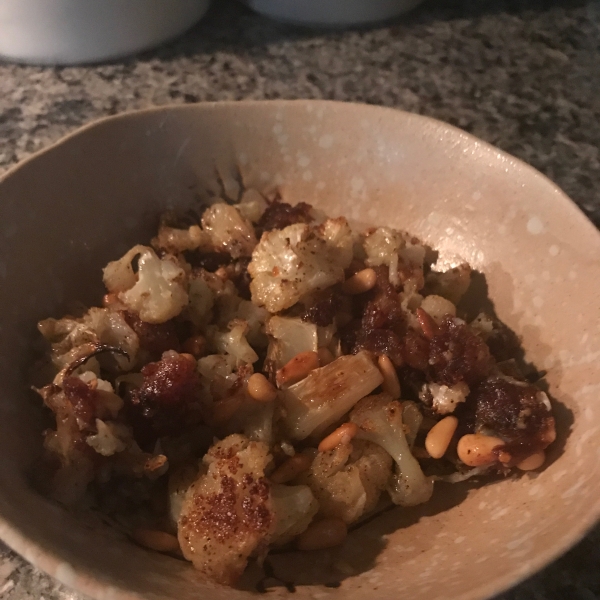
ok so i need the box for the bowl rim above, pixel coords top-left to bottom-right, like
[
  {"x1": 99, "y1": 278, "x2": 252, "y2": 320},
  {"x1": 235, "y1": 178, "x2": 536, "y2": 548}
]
[{"x1": 0, "y1": 99, "x2": 598, "y2": 600}]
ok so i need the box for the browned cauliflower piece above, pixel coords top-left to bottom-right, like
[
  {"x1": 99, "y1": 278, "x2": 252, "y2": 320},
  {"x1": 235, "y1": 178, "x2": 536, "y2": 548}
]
[
  {"x1": 177, "y1": 435, "x2": 273, "y2": 585},
  {"x1": 298, "y1": 439, "x2": 392, "y2": 524},
  {"x1": 248, "y1": 218, "x2": 353, "y2": 313},
  {"x1": 152, "y1": 223, "x2": 210, "y2": 254},
  {"x1": 201, "y1": 203, "x2": 257, "y2": 258},
  {"x1": 270, "y1": 483, "x2": 319, "y2": 546},
  {"x1": 38, "y1": 307, "x2": 139, "y2": 370},
  {"x1": 351, "y1": 394, "x2": 433, "y2": 507},
  {"x1": 103, "y1": 246, "x2": 188, "y2": 324},
  {"x1": 362, "y1": 227, "x2": 427, "y2": 290},
  {"x1": 265, "y1": 315, "x2": 318, "y2": 369},
  {"x1": 425, "y1": 263, "x2": 472, "y2": 304}
]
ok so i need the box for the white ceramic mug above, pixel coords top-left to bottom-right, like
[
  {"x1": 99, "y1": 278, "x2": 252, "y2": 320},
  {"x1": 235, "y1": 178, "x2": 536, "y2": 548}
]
[
  {"x1": 244, "y1": 0, "x2": 424, "y2": 26},
  {"x1": 0, "y1": 0, "x2": 211, "y2": 65}
]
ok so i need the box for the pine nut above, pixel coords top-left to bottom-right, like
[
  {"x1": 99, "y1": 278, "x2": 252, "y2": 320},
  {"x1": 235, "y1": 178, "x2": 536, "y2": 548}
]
[
  {"x1": 271, "y1": 453, "x2": 313, "y2": 484},
  {"x1": 425, "y1": 416, "x2": 458, "y2": 459},
  {"x1": 318, "y1": 422, "x2": 359, "y2": 452},
  {"x1": 182, "y1": 335, "x2": 206, "y2": 358},
  {"x1": 317, "y1": 347, "x2": 335, "y2": 367},
  {"x1": 213, "y1": 394, "x2": 244, "y2": 424},
  {"x1": 341, "y1": 268, "x2": 377, "y2": 295},
  {"x1": 516, "y1": 450, "x2": 545, "y2": 471},
  {"x1": 247, "y1": 373, "x2": 278, "y2": 403},
  {"x1": 102, "y1": 293, "x2": 119, "y2": 307},
  {"x1": 180, "y1": 353, "x2": 197, "y2": 365},
  {"x1": 377, "y1": 354, "x2": 401, "y2": 399},
  {"x1": 296, "y1": 518, "x2": 347, "y2": 551},
  {"x1": 416, "y1": 307, "x2": 439, "y2": 340},
  {"x1": 132, "y1": 528, "x2": 180, "y2": 553},
  {"x1": 276, "y1": 351, "x2": 320, "y2": 387},
  {"x1": 457, "y1": 433, "x2": 505, "y2": 467}
]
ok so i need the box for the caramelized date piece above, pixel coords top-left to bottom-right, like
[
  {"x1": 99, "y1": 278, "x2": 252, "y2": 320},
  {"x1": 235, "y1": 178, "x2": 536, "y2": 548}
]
[
  {"x1": 130, "y1": 352, "x2": 203, "y2": 437},
  {"x1": 428, "y1": 316, "x2": 492, "y2": 386},
  {"x1": 301, "y1": 289, "x2": 338, "y2": 327},
  {"x1": 256, "y1": 199, "x2": 313, "y2": 233},
  {"x1": 472, "y1": 377, "x2": 556, "y2": 461},
  {"x1": 62, "y1": 376, "x2": 98, "y2": 430},
  {"x1": 123, "y1": 312, "x2": 180, "y2": 358}
]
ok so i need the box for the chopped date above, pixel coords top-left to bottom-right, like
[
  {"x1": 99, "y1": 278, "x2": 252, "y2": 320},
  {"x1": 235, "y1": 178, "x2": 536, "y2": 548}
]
[
  {"x1": 401, "y1": 329, "x2": 430, "y2": 371},
  {"x1": 340, "y1": 266, "x2": 408, "y2": 365},
  {"x1": 62, "y1": 376, "x2": 98, "y2": 430},
  {"x1": 123, "y1": 311, "x2": 181, "y2": 358},
  {"x1": 130, "y1": 353, "x2": 203, "y2": 437},
  {"x1": 359, "y1": 266, "x2": 405, "y2": 334},
  {"x1": 301, "y1": 289, "x2": 337, "y2": 327},
  {"x1": 354, "y1": 328, "x2": 404, "y2": 366},
  {"x1": 428, "y1": 316, "x2": 492, "y2": 386},
  {"x1": 473, "y1": 376, "x2": 555, "y2": 460},
  {"x1": 256, "y1": 199, "x2": 313, "y2": 233}
]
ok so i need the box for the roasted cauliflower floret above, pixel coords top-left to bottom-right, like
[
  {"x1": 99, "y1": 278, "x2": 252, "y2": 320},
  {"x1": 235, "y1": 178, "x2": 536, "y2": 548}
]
[
  {"x1": 425, "y1": 263, "x2": 472, "y2": 304},
  {"x1": 363, "y1": 227, "x2": 427, "y2": 289},
  {"x1": 350, "y1": 394, "x2": 433, "y2": 507},
  {"x1": 201, "y1": 203, "x2": 257, "y2": 258},
  {"x1": 177, "y1": 435, "x2": 273, "y2": 585},
  {"x1": 103, "y1": 246, "x2": 188, "y2": 324},
  {"x1": 248, "y1": 218, "x2": 353, "y2": 313},
  {"x1": 235, "y1": 189, "x2": 268, "y2": 224},
  {"x1": 420, "y1": 381, "x2": 470, "y2": 415},
  {"x1": 270, "y1": 483, "x2": 319, "y2": 546},
  {"x1": 152, "y1": 223, "x2": 210, "y2": 254},
  {"x1": 211, "y1": 319, "x2": 259, "y2": 366},
  {"x1": 266, "y1": 316, "x2": 318, "y2": 369},
  {"x1": 38, "y1": 307, "x2": 139, "y2": 370},
  {"x1": 299, "y1": 440, "x2": 392, "y2": 524}
]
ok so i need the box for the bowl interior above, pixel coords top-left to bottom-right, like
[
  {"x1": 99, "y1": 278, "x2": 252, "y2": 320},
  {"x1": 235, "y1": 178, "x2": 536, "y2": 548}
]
[{"x1": 0, "y1": 101, "x2": 598, "y2": 600}]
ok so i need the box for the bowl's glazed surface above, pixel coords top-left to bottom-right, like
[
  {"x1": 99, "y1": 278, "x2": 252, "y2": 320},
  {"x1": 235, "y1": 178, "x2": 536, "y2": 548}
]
[{"x1": 0, "y1": 101, "x2": 598, "y2": 600}]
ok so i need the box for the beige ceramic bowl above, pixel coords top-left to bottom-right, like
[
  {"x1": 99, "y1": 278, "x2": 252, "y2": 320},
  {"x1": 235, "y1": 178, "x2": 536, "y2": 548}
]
[{"x1": 0, "y1": 101, "x2": 598, "y2": 600}]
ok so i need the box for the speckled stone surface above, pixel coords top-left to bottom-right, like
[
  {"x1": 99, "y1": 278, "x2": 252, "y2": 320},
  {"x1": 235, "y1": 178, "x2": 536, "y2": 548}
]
[{"x1": 0, "y1": 0, "x2": 598, "y2": 599}]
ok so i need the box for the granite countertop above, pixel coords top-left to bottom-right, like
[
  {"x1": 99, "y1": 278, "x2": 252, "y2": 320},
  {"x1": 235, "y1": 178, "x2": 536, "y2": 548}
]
[{"x1": 0, "y1": 0, "x2": 598, "y2": 598}]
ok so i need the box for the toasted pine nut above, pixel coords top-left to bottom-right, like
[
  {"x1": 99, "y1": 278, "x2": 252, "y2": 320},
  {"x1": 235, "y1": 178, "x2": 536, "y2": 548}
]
[
  {"x1": 377, "y1": 354, "x2": 401, "y2": 399},
  {"x1": 425, "y1": 416, "x2": 458, "y2": 459},
  {"x1": 317, "y1": 347, "x2": 335, "y2": 367},
  {"x1": 247, "y1": 373, "x2": 278, "y2": 403},
  {"x1": 214, "y1": 266, "x2": 229, "y2": 280},
  {"x1": 144, "y1": 454, "x2": 168, "y2": 475},
  {"x1": 457, "y1": 433, "x2": 505, "y2": 467},
  {"x1": 132, "y1": 528, "x2": 180, "y2": 553},
  {"x1": 182, "y1": 335, "x2": 206, "y2": 358},
  {"x1": 271, "y1": 453, "x2": 313, "y2": 484},
  {"x1": 296, "y1": 518, "x2": 347, "y2": 551},
  {"x1": 341, "y1": 268, "x2": 377, "y2": 295},
  {"x1": 416, "y1": 307, "x2": 439, "y2": 340},
  {"x1": 276, "y1": 351, "x2": 320, "y2": 387},
  {"x1": 213, "y1": 394, "x2": 244, "y2": 424},
  {"x1": 498, "y1": 450, "x2": 512, "y2": 464},
  {"x1": 180, "y1": 353, "x2": 197, "y2": 365},
  {"x1": 516, "y1": 451, "x2": 545, "y2": 471},
  {"x1": 318, "y1": 422, "x2": 359, "y2": 452},
  {"x1": 102, "y1": 293, "x2": 119, "y2": 308}
]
